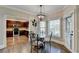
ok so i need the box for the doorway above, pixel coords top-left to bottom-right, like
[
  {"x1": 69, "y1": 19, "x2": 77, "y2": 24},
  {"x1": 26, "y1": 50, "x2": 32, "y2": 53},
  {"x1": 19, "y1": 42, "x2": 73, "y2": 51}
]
[
  {"x1": 65, "y1": 13, "x2": 74, "y2": 49},
  {"x1": 6, "y1": 19, "x2": 29, "y2": 48}
]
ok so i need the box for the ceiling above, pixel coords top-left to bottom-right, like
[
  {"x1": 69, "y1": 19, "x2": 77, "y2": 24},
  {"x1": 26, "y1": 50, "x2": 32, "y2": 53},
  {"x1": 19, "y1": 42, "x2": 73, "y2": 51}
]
[{"x1": 4, "y1": 5, "x2": 65, "y2": 16}]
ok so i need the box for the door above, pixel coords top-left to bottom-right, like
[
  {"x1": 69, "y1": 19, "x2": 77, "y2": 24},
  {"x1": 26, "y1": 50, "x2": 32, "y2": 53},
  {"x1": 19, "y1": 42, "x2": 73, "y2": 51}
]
[{"x1": 65, "y1": 15, "x2": 73, "y2": 49}]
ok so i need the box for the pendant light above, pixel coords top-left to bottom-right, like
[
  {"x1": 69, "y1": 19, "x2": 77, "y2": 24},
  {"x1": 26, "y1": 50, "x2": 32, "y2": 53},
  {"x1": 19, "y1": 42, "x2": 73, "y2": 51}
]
[{"x1": 37, "y1": 5, "x2": 45, "y2": 21}]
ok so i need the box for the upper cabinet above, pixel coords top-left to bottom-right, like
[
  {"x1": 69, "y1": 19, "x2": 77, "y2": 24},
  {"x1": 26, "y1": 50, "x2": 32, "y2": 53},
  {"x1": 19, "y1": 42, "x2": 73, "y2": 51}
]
[{"x1": 7, "y1": 20, "x2": 29, "y2": 28}]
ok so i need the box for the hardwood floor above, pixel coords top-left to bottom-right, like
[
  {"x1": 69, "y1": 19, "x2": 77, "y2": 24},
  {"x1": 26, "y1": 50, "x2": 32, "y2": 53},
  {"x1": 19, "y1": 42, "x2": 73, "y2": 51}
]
[
  {"x1": 7, "y1": 35, "x2": 28, "y2": 48},
  {"x1": 0, "y1": 35, "x2": 30, "y2": 53},
  {"x1": 0, "y1": 36, "x2": 70, "y2": 53},
  {"x1": 31, "y1": 42, "x2": 71, "y2": 53}
]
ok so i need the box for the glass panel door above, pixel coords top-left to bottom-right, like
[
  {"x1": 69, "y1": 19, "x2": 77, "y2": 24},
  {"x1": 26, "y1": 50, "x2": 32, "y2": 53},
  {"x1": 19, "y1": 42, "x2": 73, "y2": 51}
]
[{"x1": 65, "y1": 16, "x2": 73, "y2": 49}]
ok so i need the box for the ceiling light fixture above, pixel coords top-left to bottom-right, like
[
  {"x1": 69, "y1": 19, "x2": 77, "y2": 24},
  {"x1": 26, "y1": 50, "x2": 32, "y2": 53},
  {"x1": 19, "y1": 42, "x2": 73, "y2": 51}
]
[{"x1": 37, "y1": 5, "x2": 45, "y2": 21}]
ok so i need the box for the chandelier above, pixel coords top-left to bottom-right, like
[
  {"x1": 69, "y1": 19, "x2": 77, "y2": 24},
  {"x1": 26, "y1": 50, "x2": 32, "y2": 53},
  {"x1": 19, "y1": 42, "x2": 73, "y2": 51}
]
[{"x1": 37, "y1": 5, "x2": 46, "y2": 21}]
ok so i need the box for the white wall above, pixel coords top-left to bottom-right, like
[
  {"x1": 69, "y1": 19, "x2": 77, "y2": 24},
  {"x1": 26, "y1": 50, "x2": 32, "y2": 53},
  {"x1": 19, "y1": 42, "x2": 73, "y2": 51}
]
[
  {"x1": 0, "y1": 15, "x2": 6, "y2": 49},
  {"x1": 76, "y1": 6, "x2": 79, "y2": 52},
  {"x1": 29, "y1": 17, "x2": 38, "y2": 33}
]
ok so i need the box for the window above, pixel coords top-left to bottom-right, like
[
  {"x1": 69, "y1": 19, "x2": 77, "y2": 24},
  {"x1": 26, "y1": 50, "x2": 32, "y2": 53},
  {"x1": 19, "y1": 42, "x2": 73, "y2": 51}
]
[
  {"x1": 48, "y1": 19, "x2": 60, "y2": 37},
  {"x1": 39, "y1": 21, "x2": 46, "y2": 38}
]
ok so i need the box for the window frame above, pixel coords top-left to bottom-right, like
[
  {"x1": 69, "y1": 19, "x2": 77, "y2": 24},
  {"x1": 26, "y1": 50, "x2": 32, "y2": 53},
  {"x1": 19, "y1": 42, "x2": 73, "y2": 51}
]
[
  {"x1": 39, "y1": 21, "x2": 46, "y2": 38},
  {"x1": 47, "y1": 18, "x2": 62, "y2": 38}
]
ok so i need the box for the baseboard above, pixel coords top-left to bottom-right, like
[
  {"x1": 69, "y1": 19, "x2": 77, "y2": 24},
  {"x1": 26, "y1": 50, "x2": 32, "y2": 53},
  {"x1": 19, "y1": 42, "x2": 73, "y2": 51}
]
[
  {"x1": 64, "y1": 45, "x2": 72, "y2": 53},
  {"x1": 51, "y1": 39, "x2": 72, "y2": 53},
  {"x1": 0, "y1": 45, "x2": 5, "y2": 49},
  {"x1": 51, "y1": 39, "x2": 65, "y2": 46}
]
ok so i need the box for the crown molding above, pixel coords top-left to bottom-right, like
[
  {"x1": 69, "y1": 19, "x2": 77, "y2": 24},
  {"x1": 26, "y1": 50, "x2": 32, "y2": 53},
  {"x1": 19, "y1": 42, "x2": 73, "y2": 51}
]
[{"x1": 0, "y1": 6, "x2": 34, "y2": 16}]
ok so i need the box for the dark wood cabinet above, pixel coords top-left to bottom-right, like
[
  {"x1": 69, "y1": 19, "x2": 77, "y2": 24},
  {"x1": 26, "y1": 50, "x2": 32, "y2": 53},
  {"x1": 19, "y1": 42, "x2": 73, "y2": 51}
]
[
  {"x1": 20, "y1": 30, "x2": 29, "y2": 37},
  {"x1": 6, "y1": 20, "x2": 29, "y2": 37},
  {"x1": 7, "y1": 30, "x2": 29, "y2": 37},
  {"x1": 7, "y1": 31, "x2": 13, "y2": 37},
  {"x1": 7, "y1": 20, "x2": 29, "y2": 28}
]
